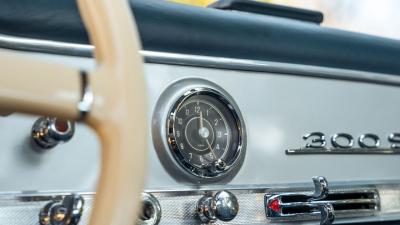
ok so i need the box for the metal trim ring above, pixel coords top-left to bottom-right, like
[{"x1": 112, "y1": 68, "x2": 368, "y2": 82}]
[{"x1": 139, "y1": 193, "x2": 162, "y2": 225}]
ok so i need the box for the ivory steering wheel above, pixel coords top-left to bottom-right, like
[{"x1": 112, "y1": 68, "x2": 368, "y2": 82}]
[{"x1": 0, "y1": 0, "x2": 147, "y2": 225}]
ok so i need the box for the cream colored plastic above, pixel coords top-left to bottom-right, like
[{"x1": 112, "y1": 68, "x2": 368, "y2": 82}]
[
  {"x1": 0, "y1": 1, "x2": 146, "y2": 225},
  {"x1": 0, "y1": 50, "x2": 81, "y2": 118}
]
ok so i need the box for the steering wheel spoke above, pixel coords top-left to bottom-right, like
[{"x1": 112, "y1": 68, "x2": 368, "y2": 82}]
[
  {"x1": 0, "y1": 1, "x2": 147, "y2": 225},
  {"x1": 0, "y1": 49, "x2": 82, "y2": 119}
]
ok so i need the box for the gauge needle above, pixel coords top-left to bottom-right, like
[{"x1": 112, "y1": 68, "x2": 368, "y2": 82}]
[
  {"x1": 200, "y1": 111, "x2": 217, "y2": 160},
  {"x1": 200, "y1": 111, "x2": 204, "y2": 128},
  {"x1": 206, "y1": 138, "x2": 218, "y2": 159}
]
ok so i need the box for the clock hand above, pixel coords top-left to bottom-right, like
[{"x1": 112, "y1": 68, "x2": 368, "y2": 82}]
[
  {"x1": 200, "y1": 111, "x2": 204, "y2": 128},
  {"x1": 206, "y1": 138, "x2": 218, "y2": 159},
  {"x1": 201, "y1": 111, "x2": 217, "y2": 160}
]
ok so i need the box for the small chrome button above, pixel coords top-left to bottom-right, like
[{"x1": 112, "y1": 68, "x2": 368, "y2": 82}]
[
  {"x1": 32, "y1": 117, "x2": 75, "y2": 149},
  {"x1": 197, "y1": 190, "x2": 239, "y2": 223}
]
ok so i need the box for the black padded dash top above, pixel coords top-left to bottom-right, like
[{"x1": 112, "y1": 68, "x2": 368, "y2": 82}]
[{"x1": 0, "y1": 0, "x2": 400, "y2": 75}]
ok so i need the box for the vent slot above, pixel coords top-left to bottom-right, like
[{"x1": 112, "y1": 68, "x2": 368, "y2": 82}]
[
  {"x1": 280, "y1": 189, "x2": 379, "y2": 217},
  {"x1": 282, "y1": 205, "x2": 313, "y2": 214}
]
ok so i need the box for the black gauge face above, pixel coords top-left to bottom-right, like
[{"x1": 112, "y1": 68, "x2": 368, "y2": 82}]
[{"x1": 167, "y1": 89, "x2": 244, "y2": 178}]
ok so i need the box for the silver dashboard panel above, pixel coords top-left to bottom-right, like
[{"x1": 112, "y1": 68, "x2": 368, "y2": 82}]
[
  {"x1": 0, "y1": 113, "x2": 100, "y2": 191},
  {"x1": 1, "y1": 51, "x2": 400, "y2": 192},
  {"x1": 145, "y1": 63, "x2": 400, "y2": 188}
]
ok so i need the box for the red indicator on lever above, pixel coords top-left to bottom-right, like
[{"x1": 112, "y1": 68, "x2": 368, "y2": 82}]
[{"x1": 268, "y1": 199, "x2": 281, "y2": 213}]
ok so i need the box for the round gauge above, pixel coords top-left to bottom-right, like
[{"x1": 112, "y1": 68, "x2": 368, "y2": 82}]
[{"x1": 167, "y1": 88, "x2": 245, "y2": 178}]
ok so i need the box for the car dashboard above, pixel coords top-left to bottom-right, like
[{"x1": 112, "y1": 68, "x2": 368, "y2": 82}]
[{"x1": 1, "y1": 0, "x2": 400, "y2": 225}]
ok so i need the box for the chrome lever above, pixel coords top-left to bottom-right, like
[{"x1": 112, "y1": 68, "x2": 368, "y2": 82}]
[
  {"x1": 318, "y1": 203, "x2": 335, "y2": 225},
  {"x1": 311, "y1": 176, "x2": 329, "y2": 200},
  {"x1": 265, "y1": 176, "x2": 335, "y2": 225},
  {"x1": 310, "y1": 176, "x2": 334, "y2": 225}
]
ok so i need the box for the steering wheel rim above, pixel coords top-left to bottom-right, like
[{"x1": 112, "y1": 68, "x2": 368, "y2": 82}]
[{"x1": 0, "y1": 0, "x2": 147, "y2": 225}]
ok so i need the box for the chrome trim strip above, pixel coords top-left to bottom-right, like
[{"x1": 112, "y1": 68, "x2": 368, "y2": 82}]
[
  {"x1": 77, "y1": 71, "x2": 93, "y2": 120},
  {"x1": 286, "y1": 148, "x2": 400, "y2": 155},
  {"x1": 1, "y1": 34, "x2": 400, "y2": 86},
  {"x1": 142, "y1": 51, "x2": 400, "y2": 87},
  {"x1": 0, "y1": 34, "x2": 93, "y2": 57}
]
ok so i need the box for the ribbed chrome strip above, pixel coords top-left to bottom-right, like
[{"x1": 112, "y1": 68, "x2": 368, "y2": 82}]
[
  {"x1": 0, "y1": 184, "x2": 397, "y2": 225},
  {"x1": 1, "y1": 34, "x2": 400, "y2": 87},
  {"x1": 0, "y1": 35, "x2": 93, "y2": 57}
]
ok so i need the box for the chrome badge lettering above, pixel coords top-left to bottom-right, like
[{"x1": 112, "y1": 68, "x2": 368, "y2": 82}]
[{"x1": 286, "y1": 132, "x2": 400, "y2": 154}]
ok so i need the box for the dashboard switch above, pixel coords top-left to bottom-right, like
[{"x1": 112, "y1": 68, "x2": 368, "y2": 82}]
[
  {"x1": 39, "y1": 194, "x2": 84, "y2": 225},
  {"x1": 265, "y1": 176, "x2": 335, "y2": 225},
  {"x1": 197, "y1": 190, "x2": 239, "y2": 223},
  {"x1": 32, "y1": 117, "x2": 75, "y2": 149}
]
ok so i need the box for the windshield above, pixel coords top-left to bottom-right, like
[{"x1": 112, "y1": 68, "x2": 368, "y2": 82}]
[{"x1": 170, "y1": 0, "x2": 400, "y2": 40}]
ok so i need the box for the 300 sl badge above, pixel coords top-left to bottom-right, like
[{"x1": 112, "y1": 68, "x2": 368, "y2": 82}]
[{"x1": 286, "y1": 132, "x2": 400, "y2": 154}]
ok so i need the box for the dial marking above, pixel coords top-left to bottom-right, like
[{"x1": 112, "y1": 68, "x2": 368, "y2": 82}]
[
  {"x1": 199, "y1": 155, "x2": 205, "y2": 165},
  {"x1": 214, "y1": 118, "x2": 219, "y2": 126},
  {"x1": 188, "y1": 153, "x2": 193, "y2": 161},
  {"x1": 194, "y1": 105, "x2": 201, "y2": 113}
]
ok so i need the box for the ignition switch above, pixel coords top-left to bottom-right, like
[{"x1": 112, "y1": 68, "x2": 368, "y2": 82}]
[{"x1": 31, "y1": 117, "x2": 75, "y2": 149}]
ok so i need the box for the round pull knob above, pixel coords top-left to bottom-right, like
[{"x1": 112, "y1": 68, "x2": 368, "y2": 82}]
[
  {"x1": 39, "y1": 194, "x2": 84, "y2": 225},
  {"x1": 32, "y1": 117, "x2": 75, "y2": 149},
  {"x1": 197, "y1": 190, "x2": 239, "y2": 223}
]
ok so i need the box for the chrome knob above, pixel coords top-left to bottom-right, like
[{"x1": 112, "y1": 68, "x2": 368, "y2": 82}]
[
  {"x1": 197, "y1": 190, "x2": 239, "y2": 223},
  {"x1": 139, "y1": 193, "x2": 161, "y2": 225},
  {"x1": 39, "y1": 194, "x2": 84, "y2": 225},
  {"x1": 32, "y1": 117, "x2": 75, "y2": 149}
]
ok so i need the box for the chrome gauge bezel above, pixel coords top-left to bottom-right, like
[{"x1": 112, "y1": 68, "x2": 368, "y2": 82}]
[{"x1": 166, "y1": 87, "x2": 246, "y2": 179}]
